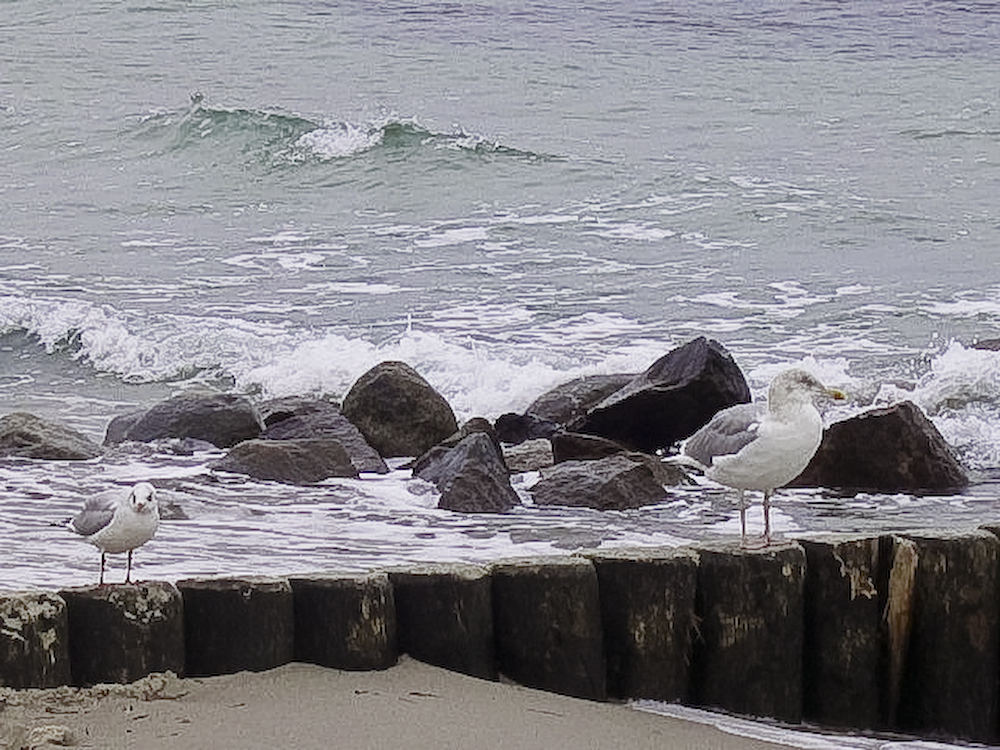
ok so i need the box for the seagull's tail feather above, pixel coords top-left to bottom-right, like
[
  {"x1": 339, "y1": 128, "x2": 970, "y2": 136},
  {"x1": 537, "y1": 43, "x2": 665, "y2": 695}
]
[{"x1": 661, "y1": 453, "x2": 708, "y2": 484}]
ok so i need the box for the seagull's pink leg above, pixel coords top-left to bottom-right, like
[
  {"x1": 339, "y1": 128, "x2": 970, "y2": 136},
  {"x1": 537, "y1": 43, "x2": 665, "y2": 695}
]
[
  {"x1": 738, "y1": 489, "x2": 747, "y2": 546},
  {"x1": 763, "y1": 491, "x2": 772, "y2": 546}
]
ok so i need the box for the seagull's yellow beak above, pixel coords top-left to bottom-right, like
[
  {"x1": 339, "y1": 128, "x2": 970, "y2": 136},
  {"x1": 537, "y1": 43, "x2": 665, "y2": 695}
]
[{"x1": 826, "y1": 387, "x2": 847, "y2": 401}]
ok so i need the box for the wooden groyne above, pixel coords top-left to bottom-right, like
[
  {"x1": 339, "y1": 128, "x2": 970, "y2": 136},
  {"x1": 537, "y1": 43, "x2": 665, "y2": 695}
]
[{"x1": 2, "y1": 529, "x2": 999, "y2": 744}]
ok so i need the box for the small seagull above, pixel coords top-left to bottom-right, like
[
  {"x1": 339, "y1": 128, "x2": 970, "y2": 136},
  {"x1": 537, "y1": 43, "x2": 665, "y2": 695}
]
[
  {"x1": 68, "y1": 482, "x2": 160, "y2": 585},
  {"x1": 678, "y1": 369, "x2": 845, "y2": 547}
]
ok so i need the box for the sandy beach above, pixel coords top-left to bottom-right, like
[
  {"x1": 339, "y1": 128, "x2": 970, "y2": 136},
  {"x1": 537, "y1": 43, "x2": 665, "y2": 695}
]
[{"x1": 0, "y1": 657, "x2": 797, "y2": 750}]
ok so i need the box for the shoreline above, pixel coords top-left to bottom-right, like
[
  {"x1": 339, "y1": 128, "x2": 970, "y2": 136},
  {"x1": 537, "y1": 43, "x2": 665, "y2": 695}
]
[{"x1": 0, "y1": 657, "x2": 796, "y2": 750}]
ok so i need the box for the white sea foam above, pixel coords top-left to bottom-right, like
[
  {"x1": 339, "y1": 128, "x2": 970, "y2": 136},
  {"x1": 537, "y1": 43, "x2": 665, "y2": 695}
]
[
  {"x1": 293, "y1": 121, "x2": 383, "y2": 159},
  {"x1": 413, "y1": 226, "x2": 490, "y2": 248}
]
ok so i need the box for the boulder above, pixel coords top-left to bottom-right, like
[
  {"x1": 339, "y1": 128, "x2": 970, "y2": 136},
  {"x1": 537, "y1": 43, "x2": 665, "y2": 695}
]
[
  {"x1": 972, "y1": 338, "x2": 1000, "y2": 351},
  {"x1": 530, "y1": 453, "x2": 668, "y2": 510},
  {"x1": 570, "y1": 337, "x2": 750, "y2": 452},
  {"x1": 502, "y1": 438, "x2": 554, "y2": 473},
  {"x1": 551, "y1": 431, "x2": 628, "y2": 463},
  {"x1": 0, "y1": 592, "x2": 70, "y2": 688},
  {"x1": 789, "y1": 401, "x2": 968, "y2": 492},
  {"x1": 410, "y1": 417, "x2": 504, "y2": 472},
  {"x1": 415, "y1": 432, "x2": 519, "y2": 513},
  {"x1": 211, "y1": 438, "x2": 359, "y2": 484},
  {"x1": 341, "y1": 361, "x2": 458, "y2": 457},
  {"x1": 526, "y1": 373, "x2": 636, "y2": 425},
  {"x1": 61, "y1": 582, "x2": 185, "y2": 686},
  {"x1": 258, "y1": 395, "x2": 342, "y2": 427},
  {"x1": 104, "y1": 391, "x2": 263, "y2": 448},
  {"x1": 388, "y1": 563, "x2": 497, "y2": 680},
  {"x1": 493, "y1": 413, "x2": 558, "y2": 445},
  {"x1": 260, "y1": 401, "x2": 388, "y2": 474},
  {"x1": 0, "y1": 412, "x2": 102, "y2": 460},
  {"x1": 491, "y1": 557, "x2": 606, "y2": 700}
]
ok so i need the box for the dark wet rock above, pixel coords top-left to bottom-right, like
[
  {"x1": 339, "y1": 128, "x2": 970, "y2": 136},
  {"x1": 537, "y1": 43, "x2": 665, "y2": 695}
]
[
  {"x1": 415, "y1": 432, "x2": 519, "y2": 513},
  {"x1": 502, "y1": 438, "x2": 553, "y2": 473},
  {"x1": 493, "y1": 412, "x2": 558, "y2": 445},
  {"x1": 341, "y1": 361, "x2": 458, "y2": 458},
  {"x1": 260, "y1": 401, "x2": 388, "y2": 475},
  {"x1": 0, "y1": 412, "x2": 103, "y2": 461},
  {"x1": 789, "y1": 401, "x2": 968, "y2": 492},
  {"x1": 491, "y1": 557, "x2": 606, "y2": 700},
  {"x1": 211, "y1": 438, "x2": 359, "y2": 484},
  {"x1": 972, "y1": 337, "x2": 1000, "y2": 351},
  {"x1": 526, "y1": 373, "x2": 636, "y2": 425},
  {"x1": 551, "y1": 430, "x2": 627, "y2": 463},
  {"x1": 569, "y1": 337, "x2": 751, "y2": 452},
  {"x1": 691, "y1": 542, "x2": 806, "y2": 723},
  {"x1": 530, "y1": 453, "x2": 668, "y2": 511},
  {"x1": 258, "y1": 396, "x2": 342, "y2": 427},
  {"x1": 104, "y1": 391, "x2": 263, "y2": 449}
]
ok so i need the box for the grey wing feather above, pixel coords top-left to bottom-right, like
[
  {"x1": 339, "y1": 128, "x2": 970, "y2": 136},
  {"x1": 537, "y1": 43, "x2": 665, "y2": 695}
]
[
  {"x1": 68, "y1": 493, "x2": 117, "y2": 537},
  {"x1": 683, "y1": 402, "x2": 766, "y2": 467}
]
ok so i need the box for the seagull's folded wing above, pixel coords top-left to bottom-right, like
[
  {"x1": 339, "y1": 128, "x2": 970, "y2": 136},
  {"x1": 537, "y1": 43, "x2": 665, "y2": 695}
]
[
  {"x1": 68, "y1": 493, "x2": 117, "y2": 537},
  {"x1": 683, "y1": 401, "x2": 766, "y2": 466}
]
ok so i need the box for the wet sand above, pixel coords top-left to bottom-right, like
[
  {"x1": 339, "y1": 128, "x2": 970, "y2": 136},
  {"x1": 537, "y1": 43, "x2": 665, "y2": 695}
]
[{"x1": 0, "y1": 657, "x2": 795, "y2": 750}]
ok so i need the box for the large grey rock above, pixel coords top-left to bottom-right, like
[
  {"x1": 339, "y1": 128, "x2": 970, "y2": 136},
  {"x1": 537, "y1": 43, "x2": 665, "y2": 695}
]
[
  {"x1": 526, "y1": 373, "x2": 636, "y2": 425},
  {"x1": 258, "y1": 395, "x2": 342, "y2": 426},
  {"x1": 691, "y1": 542, "x2": 805, "y2": 723},
  {"x1": 570, "y1": 337, "x2": 750, "y2": 452},
  {"x1": 61, "y1": 582, "x2": 185, "y2": 686},
  {"x1": 342, "y1": 361, "x2": 458, "y2": 457},
  {"x1": 211, "y1": 438, "x2": 359, "y2": 484},
  {"x1": 0, "y1": 412, "x2": 102, "y2": 460},
  {"x1": 388, "y1": 563, "x2": 496, "y2": 680},
  {"x1": 493, "y1": 413, "x2": 558, "y2": 445},
  {"x1": 530, "y1": 453, "x2": 668, "y2": 510},
  {"x1": 0, "y1": 592, "x2": 70, "y2": 688},
  {"x1": 550, "y1": 430, "x2": 626, "y2": 463},
  {"x1": 259, "y1": 398, "x2": 387, "y2": 474},
  {"x1": 972, "y1": 337, "x2": 1000, "y2": 351},
  {"x1": 587, "y1": 547, "x2": 699, "y2": 701},
  {"x1": 415, "y1": 432, "x2": 520, "y2": 513},
  {"x1": 790, "y1": 401, "x2": 968, "y2": 492},
  {"x1": 502, "y1": 438, "x2": 554, "y2": 473},
  {"x1": 104, "y1": 391, "x2": 263, "y2": 448},
  {"x1": 491, "y1": 557, "x2": 606, "y2": 700}
]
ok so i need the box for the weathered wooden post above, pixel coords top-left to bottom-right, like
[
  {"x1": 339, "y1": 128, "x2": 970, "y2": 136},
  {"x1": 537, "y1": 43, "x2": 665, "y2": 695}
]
[
  {"x1": 586, "y1": 547, "x2": 698, "y2": 701},
  {"x1": 388, "y1": 563, "x2": 496, "y2": 680},
  {"x1": 290, "y1": 572, "x2": 397, "y2": 670},
  {"x1": 891, "y1": 530, "x2": 1000, "y2": 744},
  {"x1": 177, "y1": 577, "x2": 293, "y2": 677},
  {"x1": 691, "y1": 542, "x2": 805, "y2": 723},
  {"x1": 491, "y1": 557, "x2": 605, "y2": 700},
  {"x1": 61, "y1": 582, "x2": 184, "y2": 686},
  {"x1": 800, "y1": 536, "x2": 882, "y2": 729},
  {"x1": 0, "y1": 591, "x2": 70, "y2": 688}
]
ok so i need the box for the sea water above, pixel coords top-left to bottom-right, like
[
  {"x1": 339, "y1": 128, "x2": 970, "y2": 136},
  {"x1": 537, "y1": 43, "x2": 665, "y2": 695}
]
[{"x1": 3, "y1": 0, "x2": 1000, "y2": 604}]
